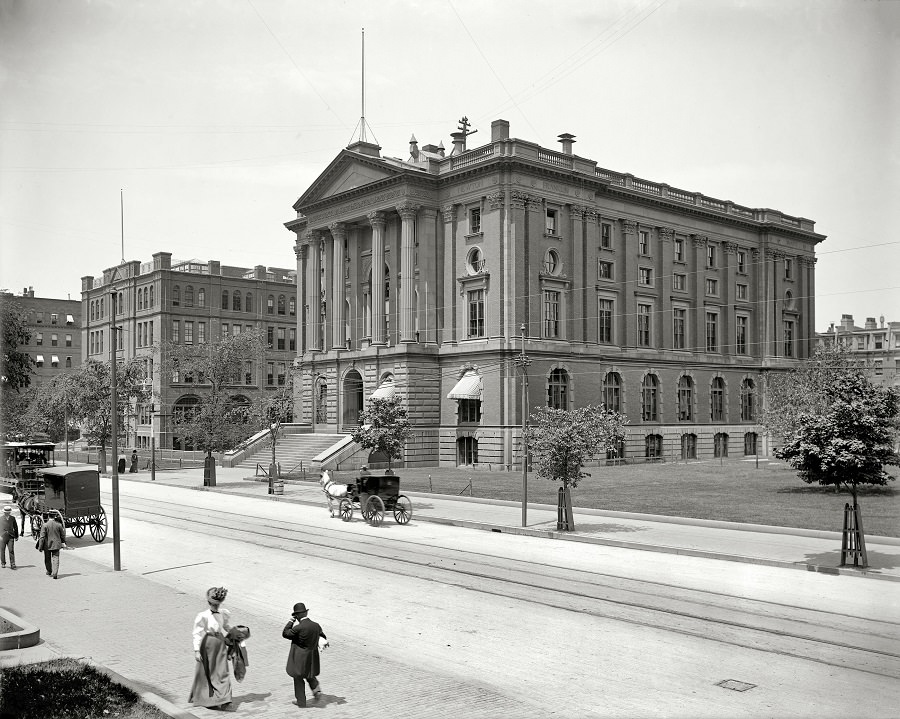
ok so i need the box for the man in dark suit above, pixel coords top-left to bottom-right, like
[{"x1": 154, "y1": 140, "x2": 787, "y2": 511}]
[
  {"x1": 282, "y1": 602, "x2": 327, "y2": 707},
  {"x1": 39, "y1": 511, "x2": 67, "y2": 579}
]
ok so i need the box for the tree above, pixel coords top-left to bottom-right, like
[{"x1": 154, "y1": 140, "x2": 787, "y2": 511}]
[
  {"x1": 524, "y1": 404, "x2": 628, "y2": 531},
  {"x1": 248, "y1": 380, "x2": 295, "y2": 486},
  {"x1": 28, "y1": 373, "x2": 82, "y2": 443},
  {"x1": 350, "y1": 395, "x2": 412, "y2": 470},
  {"x1": 162, "y1": 329, "x2": 266, "y2": 485},
  {"x1": 1, "y1": 297, "x2": 35, "y2": 438},
  {"x1": 763, "y1": 344, "x2": 899, "y2": 506}
]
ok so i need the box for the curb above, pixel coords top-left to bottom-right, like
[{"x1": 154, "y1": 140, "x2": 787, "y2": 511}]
[
  {"x1": 190, "y1": 484, "x2": 900, "y2": 583},
  {"x1": 87, "y1": 659, "x2": 200, "y2": 719},
  {"x1": 0, "y1": 607, "x2": 39, "y2": 650}
]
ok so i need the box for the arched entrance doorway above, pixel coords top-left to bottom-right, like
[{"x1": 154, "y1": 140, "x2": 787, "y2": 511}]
[{"x1": 342, "y1": 370, "x2": 363, "y2": 430}]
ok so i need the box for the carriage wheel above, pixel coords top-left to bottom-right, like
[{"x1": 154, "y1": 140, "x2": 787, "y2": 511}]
[
  {"x1": 30, "y1": 514, "x2": 43, "y2": 537},
  {"x1": 90, "y1": 507, "x2": 108, "y2": 542},
  {"x1": 72, "y1": 518, "x2": 86, "y2": 538},
  {"x1": 359, "y1": 496, "x2": 371, "y2": 521},
  {"x1": 393, "y1": 495, "x2": 413, "y2": 525},
  {"x1": 365, "y1": 496, "x2": 385, "y2": 527},
  {"x1": 339, "y1": 499, "x2": 353, "y2": 523}
]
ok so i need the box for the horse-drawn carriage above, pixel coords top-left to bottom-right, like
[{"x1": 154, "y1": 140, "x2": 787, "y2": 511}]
[
  {"x1": 322, "y1": 470, "x2": 413, "y2": 527},
  {"x1": 13, "y1": 466, "x2": 108, "y2": 542}
]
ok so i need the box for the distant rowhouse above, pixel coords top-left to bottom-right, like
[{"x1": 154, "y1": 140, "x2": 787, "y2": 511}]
[
  {"x1": 285, "y1": 118, "x2": 825, "y2": 468},
  {"x1": 817, "y1": 314, "x2": 900, "y2": 388}
]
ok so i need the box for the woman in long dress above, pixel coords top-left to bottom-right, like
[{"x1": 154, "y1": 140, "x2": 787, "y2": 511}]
[{"x1": 188, "y1": 586, "x2": 233, "y2": 709}]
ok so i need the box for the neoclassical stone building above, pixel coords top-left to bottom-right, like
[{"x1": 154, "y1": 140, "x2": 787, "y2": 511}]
[{"x1": 286, "y1": 119, "x2": 823, "y2": 468}]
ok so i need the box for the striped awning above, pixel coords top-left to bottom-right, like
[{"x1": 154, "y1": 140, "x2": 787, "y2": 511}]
[
  {"x1": 370, "y1": 379, "x2": 396, "y2": 400},
  {"x1": 51, "y1": 355, "x2": 60, "y2": 365},
  {"x1": 447, "y1": 371, "x2": 482, "y2": 400},
  {"x1": 36, "y1": 354, "x2": 44, "y2": 364}
]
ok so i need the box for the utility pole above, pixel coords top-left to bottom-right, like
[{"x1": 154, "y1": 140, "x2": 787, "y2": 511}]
[
  {"x1": 515, "y1": 323, "x2": 531, "y2": 526},
  {"x1": 110, "y1": 319, "x2": 121, "y2": 571}
]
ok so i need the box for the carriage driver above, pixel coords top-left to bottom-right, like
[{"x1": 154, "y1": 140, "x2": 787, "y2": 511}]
[{"x1": 1, "y1": 506, "x2": 18, "y2": 570}]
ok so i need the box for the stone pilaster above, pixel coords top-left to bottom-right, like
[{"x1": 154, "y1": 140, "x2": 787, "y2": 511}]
[
  {"x1": 691, "y1": 234, "x2": 708, "y2": 353},
  {"x1": 368, "y1": 212, "x2": 386, "y2": 345},
  {"x1": 304, "y1": 231, "x2": 321, "y2": 352}
]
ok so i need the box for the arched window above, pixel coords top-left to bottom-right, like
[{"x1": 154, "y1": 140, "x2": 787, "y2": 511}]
[
  {"x1": 198, "y1": 288, "x2": 206, "y2": 308},
  {"x1": 641, "y1": 374, "x2": 658, "y2": 422},
  {"x1": 137, "y1": 289, "x2": 143, "y2": 310},
  {"x1": 172, "y1": 286, "x2": 180, "y2": 307},
  {"x1": 711, "y1": 377, "x2": 725, "y2": 421},
  {"x1": 645, "y1": 434, "x2": 663, "y2": 460},
  {"x1": 602, "y1": 372, "x2": 621, "y2": 412},
  {"x1": 548, "y1": 369, "x2": 569, "y2": 410},
  {"x1": 681, "y1": 433, "x2": 697, "y2": 460},
  {"x1": 744, "y1": 432, "x2": 758, "y2": 456},
  {"x1": 245, "y1": 293, "x2": 252, "y2": 313},
  {"x1": 222, "y1": 290, "x2": 229, "y2": 309},
  {"x1": 289, "y1": 297, "x2": 296, "y2": 316},
  {"x1": 278, "y1": 295, "x2": 286, "y2": 315},
  {"x1": 148, "y1": 286, "x2": 153, "y2": 307},
  {"x1": 232, "y1": 291, "x2": 241, "y2": 312},
  {"x1": 184, "y1": 286, "x2": 194, "y2": 307},
  {"x1": 90, "y1": 302, "x2": 95, "y2": 321},
  {"x1": 714, "y1": 432, "x2": 729, "y2": 458},
  {"x1": 677, "y1": 376, "x2": 693, "y2": 421},
  {"x1": 741, "y1": 378, "x2": 755, "y2": 421},
  {"x1": 267, "y1": 295, "x2": 275, "y2": 315}
]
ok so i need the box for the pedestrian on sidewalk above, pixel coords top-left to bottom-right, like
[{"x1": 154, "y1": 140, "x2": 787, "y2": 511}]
[
  {"x1": 283, "y1": 602, "x2": 328, "y2": 707},
  {"x1": 189, "y1": 586, "x2": 234, "y2": 711},
  {"x1": 1, "y1": 505, "x2": 18, "y2": 569},
  {"x1": 130, "y1": 449, "x2": 139, "y2": 473},
  {"x1": 38, "y1": 511, "x2": 67, "y2": 579}
]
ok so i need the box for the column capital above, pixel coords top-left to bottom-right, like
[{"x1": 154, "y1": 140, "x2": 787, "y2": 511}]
[
  {"x1": 622, "y1": 219, "x2": 638, "y2": 236},
  {"x1": 303, "y1": 229, "x2": 321, "y2": 245},
  {"x1": 366, "y1": 211, "x2": 386, "y2": 230},
  {"x1": 751, "y1": 248, "x2": 761, "y2": 259},
  {"x1": 294, "y1": 240, "x2": 307, "y2": 259},
  {"x1": 395, "y1": 201, "x2": 421, "y2": 220},
  {"x1": 440, "y1": 204, "x2": 457, "y2": 223},
  {"x1": 487, "y1": 192, "x2": 504, "y2": 210},
  {"x1": 690, "y1": 233, "x2": 708, "y2": 247},
  {"x1": 570, "y1": 205, "x2": 586, "y2": 221},
  {"x1": 724, "y1": 241, "x2": 739, "y2": 255},
  {"x1": 765, "y1": 249, "x2": 783, "y2": 260},
  {"x1": 658, "y1": 227, "x2": 675, "y2": 242},
  {"x1": 328, "y1": 222, "x2": 348, "y2": 240}
]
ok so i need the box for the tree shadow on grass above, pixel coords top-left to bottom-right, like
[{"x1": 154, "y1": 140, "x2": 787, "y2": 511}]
[
  {"x1": 804, "y1": 548, "x2": 900, "y2": 572},
  {"x1": 777, "y1": 485, "x2": 896, "y2": 497},
  {"x1": 539, "y1": 522, "x2": 646, "y2": 535}
]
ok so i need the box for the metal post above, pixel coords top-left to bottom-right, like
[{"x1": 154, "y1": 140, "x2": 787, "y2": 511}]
[
  {"x1": 64, "y1": 407, "x2": 69, "y2": 466},
  {"x1": 518, "y1": 324, "x2": 531, "y2": 527},
  {"x1": 110, "y1": 324, "x2": 121, "y2": 571},
  {"x1": 150, "y1": 436, "x2": 156, "y2": 481}
]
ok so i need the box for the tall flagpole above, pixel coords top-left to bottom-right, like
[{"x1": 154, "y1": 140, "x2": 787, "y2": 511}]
[
  {"x1": 360, "y1": 28, "x2": 366, "y2": 143},
  {"x1": 120, "y1": 189, "x2": 125, "y2": 263}
]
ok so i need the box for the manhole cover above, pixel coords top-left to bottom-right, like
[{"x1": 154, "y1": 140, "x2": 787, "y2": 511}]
[{"x1": 717, "y1": 679, "x2": 756, "y2": 692}]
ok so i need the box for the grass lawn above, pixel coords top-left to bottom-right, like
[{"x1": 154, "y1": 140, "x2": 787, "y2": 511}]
[
  {"x1": 332, "y1": 460, "x2": 900, "y2": 537},
  {"x1": 0, "y1": 658, "x2": 169, "y2": 719}
]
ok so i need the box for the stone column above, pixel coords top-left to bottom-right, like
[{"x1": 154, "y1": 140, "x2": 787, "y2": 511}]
[
  {"x1": 765, "y1": 249, "x2": 779, "y2": 358},
  {"x1": 723, "y1": 242, "x2": 738, "y2": 356},
  {"x1": 305, "y1": 230, "x2": 321, "y2": 352},
  {"x1": 440, "y1": 204, "x2": 457, "y2": 344},
  {"x1": 570, "y1": 205, "x2": 586, "y2": 343},
  {"x1": 691, "y1": 235, "x2": 708, "y2": 352},
  {"x1": 418, "y1": 207, "x2": 438, "y2": 344},
  {"x1": 802, "y1": 256, "x2": 817, "y2": 358},
  {"x1": 751, "y1": 248, "x2": 762, "y2": 359},
  {"x1": 659, "y1": 228, "x2": 675, "y2": 348},
  {"x1": 330, "y1": 222, "x2": 347, "y2": 349},
  {"x1": 368, "y1": 212, "x2": 386, "y2": 345},
  {"x1": 623, "y1": 220, "x2": 639, "y2": 346},
  {"x1": 294, "y1": 239, "x2": 306, "y2": 355},
  {"x1": 396, "y1": 201, "x2": 420, "y2": 343}
]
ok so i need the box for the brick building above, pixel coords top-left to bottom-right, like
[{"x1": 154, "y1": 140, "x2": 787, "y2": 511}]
[
  {"x1": 81, "y1": 254, "x2": 297, "y2": 450},
  {"x1": 286, "y1": 119, "x2": 824, "y2": 468},
  {"x1": 817, "y1": 314, "x2": 900, "y2": 387}
]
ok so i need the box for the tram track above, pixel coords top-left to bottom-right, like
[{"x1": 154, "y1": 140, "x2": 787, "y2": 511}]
[{"x1": 103, "y1": 490, "x2": 900, "y2": 679}]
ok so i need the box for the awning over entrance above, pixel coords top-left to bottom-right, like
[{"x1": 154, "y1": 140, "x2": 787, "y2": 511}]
[
  {"x1": 370, "y1": 379, "x2": 395, "y2": 400},
  {"x1": 447, "y1": 370, "x2": 482, "y2": 400}
]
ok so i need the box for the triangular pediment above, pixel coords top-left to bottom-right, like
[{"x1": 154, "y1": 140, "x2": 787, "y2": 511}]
[{"x1": 294, "y1": 150, "x2": 404, "y2": 209}]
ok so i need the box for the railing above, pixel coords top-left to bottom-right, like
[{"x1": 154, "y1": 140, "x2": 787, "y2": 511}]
[
  {"x1": 450, "y1": 145, "x2": 495, "y2": 170},
  {"x1": 537, "y1": 150, "x2": 574, "y2": 170}
]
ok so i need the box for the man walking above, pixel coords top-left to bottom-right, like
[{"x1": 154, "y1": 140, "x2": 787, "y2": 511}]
[
  {"x1": 0, "y1": 505, "x2": 18, "y2": 569},
  {"x1": 282, "y1": 602, "x2": 328, "y2": 707},
  {"x1": 39, "y1": 511, "x2": 67, "y2": 579}
]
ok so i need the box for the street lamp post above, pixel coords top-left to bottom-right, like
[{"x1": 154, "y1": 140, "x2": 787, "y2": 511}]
[
  {"x1": 515, "y1": 324, "x2": 531, "y2": 527},
  {"x1": 110, "y1": 322, "x2": 122, "y2": 571}
]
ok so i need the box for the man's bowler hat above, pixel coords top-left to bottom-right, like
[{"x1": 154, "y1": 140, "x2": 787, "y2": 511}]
[{"x1": 291, "y1": 603, "x2": 308, "y2": 616}]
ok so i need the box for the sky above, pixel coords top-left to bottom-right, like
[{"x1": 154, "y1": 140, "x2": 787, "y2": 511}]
[{"x1": 1, "y1": 0, "x2": 897, "y2": 331}]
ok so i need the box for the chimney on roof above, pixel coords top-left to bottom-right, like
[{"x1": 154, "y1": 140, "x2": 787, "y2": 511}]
[
  {"x1": 840, "y1": 314, "x2": 854, "y2": 330},
  {"x1": 558, "y1": 133, "x2": 576, "y2": 155},
  {"x1": 865, "y1": 317, "x2": 877, "y2": 329},
  {"x1": 409, "y1": 134, "x2": 419, "y2": 160},
  {"x1": 491, "y1": 119, "x2": 509, "y2": 142}
]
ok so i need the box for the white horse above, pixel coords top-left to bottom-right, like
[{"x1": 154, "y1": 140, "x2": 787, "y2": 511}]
[{"x1": 319, "y1": 470, "x2": 350, "y2": 517}]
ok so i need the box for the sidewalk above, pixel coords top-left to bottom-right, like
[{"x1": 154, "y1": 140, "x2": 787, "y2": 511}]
[{"x1": 128, "y1": 465, "x2": 900, "y2": 582}]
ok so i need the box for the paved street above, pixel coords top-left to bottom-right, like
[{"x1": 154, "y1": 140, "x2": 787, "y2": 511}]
[{"x1": 2, "y1": 466, "x2": 900, "y2": 718}]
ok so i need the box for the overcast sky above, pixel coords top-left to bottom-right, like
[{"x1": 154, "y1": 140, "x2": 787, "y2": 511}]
[{"x1": 1, "y1": 0, "x2": 897, "y2": 330}]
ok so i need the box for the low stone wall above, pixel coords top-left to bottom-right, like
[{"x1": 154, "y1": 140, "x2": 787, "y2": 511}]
[{"x1": 0, "y1": 607, "x2": 40, "y2": 650}]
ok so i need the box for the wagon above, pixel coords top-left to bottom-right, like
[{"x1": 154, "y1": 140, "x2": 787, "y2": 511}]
[
  {"x1": 19, "y1": 466, "x2": 107, "y2": 542},
  {"x1": 332, "y1": 473, "x2": 413, "y2": 527}
]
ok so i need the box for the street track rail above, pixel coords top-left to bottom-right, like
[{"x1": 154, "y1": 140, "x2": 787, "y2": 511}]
[{"x1": 101, "y1": 490, "x2": 900, "y2": 680}]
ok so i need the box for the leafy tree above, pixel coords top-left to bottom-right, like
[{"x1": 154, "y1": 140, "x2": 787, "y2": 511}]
[
  {"x1": 1, "y1": 386, "x2": 39, "y2": 441},
  {"x1": 0, "y1": 296, "x2": 34, "y2": 392},
  {"x1": 525, "y1": 405, "x2": 628, "y2": 489},
  {"x1": 350, "y1": 395, "x2": 412, "y2": 470},
  {"x1": 28, "y1": 373, "x2": 82, "y2": 443},
  {"x1": 763, "y1": 344, "x2": 899, "y2": 506},
  {"x1": 248, "y1": 381, "x2": 295, "y2": 479},
  {"x1": 162, "y1": 329, "x2": 266, "y2": 483}
]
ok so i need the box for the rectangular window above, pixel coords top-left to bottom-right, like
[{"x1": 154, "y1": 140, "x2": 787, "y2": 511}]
[
  {"x1": 289, "y1": 328, "x2": 296, "y2": 351},
  {"x1": 673, "y1": 273, "x2": 686, "y2": 292},
  {"x1": 707, "y1": 245, "x2": 716, "y2": 268},
  {"x1": 171, "y1": 320, "x2": 180, "y2": 344},
  {"x1": 875, "y1": 335, "x2": 884, "y2": 350},
  {"x1": 706, "y1": 312, "x2": 719, "y2": 352},
  {"x1": 467, "y1": 289, "x2": 485, "y2": 338},
  {"x1": 244, "y1": 361, "x2": 253, "y2": 385},
  {"x1": 706, "y1": 278, "x2": 718, "y2": 296},
  {"x1": 50, "y1": 313, "x2": 58, "y2": 325},
  {"x1": 184, "y1": 321, "x2": 193, "y2": 344},
  {"x1": 874, "y1": 361, "x2": 883, "y2": 375},
  {"x1": 277, "y1": 327, "x2": 286, "y2": 350},
  {"x1": 600, "y1": 222, "x2": 612, "y2": 248},
  {"x1": 266, "y1": 362, "x2": 274, "y2": 386},
  {"x1": 639, "y1": 230, "x2": 650, "y2": 255},
  {"x1": 736, "y1": 316, "x2": 748, "y2": 355},
  {"x1": 65, "y1": 334, "x2": 72, "y2": 347},
  {"x1": 149, "y1": 321, "x2": 153, "y2": 345},
  {"x1": 784, "y1": 258, "x2": 793, "y2": 279},
  {"x1": 277, "y1": 362, "x2": 286, "y2": 385},
  {"x1": 638, "y1": 267, "x2": 653, "y2": 286},
  {"x1": 784, "y1": 320, "x2": 794, "y2": 357},
  {"x1": 543, "y1": 290, "x2": 560, "y2": 338},
  {"x1": 598, "y1": 261, "x2": 613, "y2": 280},
  {"x1": 36, "y1": 312, "x2": 43, "y2": 324},
  {"x1": 857, "y1": 337, "x2": 865, "y2": 350},
  {"x1": 737, "y1": 250, "x2": 747, "y2": 274},
  {"x1": 458, "y1": 399, "x2": 481, "y2": 424},
  {"x1": 637, "y1": 304, "x2": 651, "y2": 347},
  {"x1": 50, "y1": 334, "x2": 58, "y2": 346},
  {"x1": 674, "y1": 238, "x2": 685, "y2": 262},
  {"x1": 222, "y1": 324, "x2": 230, "y2": 340},
  {"x1": 673, "y1": 308, "x2": 686, "y2": 350},
  {"x1": 233, "y1": 324, "x2": 241, "y2": 336},
  {"x1": 66, "y1": 357, "x2": 72, "y2": 369},
  {"x1": 198, "y1": 322, "x2": 206, "y2": 344},
  {"x1": 736, "y1": 283, "x2": 748, "y2": 301},
  {"x1": 469, "y1": 207, "x2": 481, "y2": 234},
  {"x1": 36, "y1": 332, "x2": 43, "y2": 346},
  {"x1": 545, "y1": 209, "x2": 557, "y2": 235},
  {"x1": 598, "y1": 299, "x2": 613, "y2": 344},
  {"x1": 266, "y1": 326, "x2": 274, "y2": 347}
]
